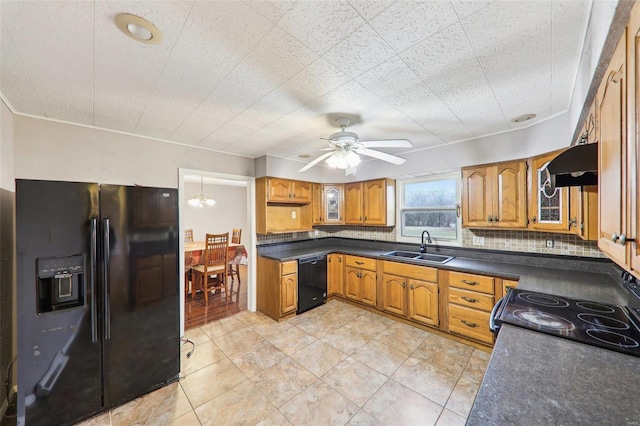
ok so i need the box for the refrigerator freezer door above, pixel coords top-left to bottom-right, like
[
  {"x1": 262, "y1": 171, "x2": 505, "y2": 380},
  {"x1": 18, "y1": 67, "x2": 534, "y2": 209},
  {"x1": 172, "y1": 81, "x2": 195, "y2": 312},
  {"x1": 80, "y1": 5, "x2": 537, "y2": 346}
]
[
  {"x1": 100, "y1": 185, "x2": 180, "y2": 408},
  {"x1": 16, "y1": 180, "x2": 102, "y2": 426}
]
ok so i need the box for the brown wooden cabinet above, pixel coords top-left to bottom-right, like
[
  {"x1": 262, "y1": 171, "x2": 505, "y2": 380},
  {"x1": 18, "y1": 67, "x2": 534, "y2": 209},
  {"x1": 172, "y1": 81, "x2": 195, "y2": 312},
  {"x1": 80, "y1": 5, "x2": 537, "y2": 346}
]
[
  {"x1": 381, "y1": 261, "x2": 439, "y2": 327},
  {"x1": 629, "y1": 5, "x2": 640, "y2": 273},
  {"x1": 569, "y1": 185, "x2": 598, "y2": 240},
  {"x1": 344, "y1": 255, "x2": 376, "y2": 307},
  {"x1": 311, "y1": 183, "x2": 323, "y2": 225},
  {"x1": 267, "y1": 178, "x2": 311, "y2": 203},
  {"x1": 327, "y1": 253, "x2": 344, "y2": 296},
  {"x1": 447, "y1": 271, "x2": 495, "y2": 345},
  {"x1": 256, "y1": 177, "x2": 312, "y2": 234},
  {"x1": 257, "y1": 257, "x2": 298, "y2": 321},
  {"x1": 528, "y1": 151, "x2": 570, "y2": 232},
  {"x1": 502, "y1": 279, "x2": 518, "y2": 298},
  {"x1": 462, "y1": 160, "x2": 527, "y2": 228},
  {"x1": 344, "y1": 179, "x2": 395, "y2": 226},
  {"x1": 598, "y1": 34, "x2": 628, "y2": 267}
]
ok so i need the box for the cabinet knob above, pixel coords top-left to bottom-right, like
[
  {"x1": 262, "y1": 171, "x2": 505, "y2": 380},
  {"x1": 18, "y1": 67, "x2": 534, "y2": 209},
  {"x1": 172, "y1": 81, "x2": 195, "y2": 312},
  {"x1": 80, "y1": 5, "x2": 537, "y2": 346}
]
[
  {"x1": 619, "y1": 234, "x2": 636, "y2": 245},
  {"x1": 569, "y1": 217, "x2": 578, "y2": 229},
  {"x1": 359, "y1": 216, "x2": 362, "y2": 221},
  {"x1": 401, "y1": 282, "x2": 406, "y2": 288},
  {"x1": 531, "y1": 216, "x2": 537, "y2": 223},
  {"x1": 410, "y1": 284, "x2": 414, "y2": 289},
  {"x1": 487, "y1": 215, "x2": 492, "y2": 222},
  {"x1": 364, "y1": 216, "x2": 367, "y2": 221},
  {"x1": 612, "y1": 233, "x2": 619, "y2": 242}
]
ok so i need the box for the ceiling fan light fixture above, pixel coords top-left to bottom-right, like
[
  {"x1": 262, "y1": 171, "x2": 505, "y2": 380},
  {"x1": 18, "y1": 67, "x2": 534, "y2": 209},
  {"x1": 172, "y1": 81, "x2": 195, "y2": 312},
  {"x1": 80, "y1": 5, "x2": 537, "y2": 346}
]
[{"x1": 326, "y1": 149, "x2": 361, "y2": 169}]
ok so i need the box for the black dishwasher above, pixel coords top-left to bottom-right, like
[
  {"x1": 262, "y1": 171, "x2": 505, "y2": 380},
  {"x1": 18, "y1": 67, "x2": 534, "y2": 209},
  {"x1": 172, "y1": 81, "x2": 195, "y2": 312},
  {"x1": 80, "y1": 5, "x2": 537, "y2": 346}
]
[{"x1": 297, "y1": 255, "x2": 327, "y2": 314}]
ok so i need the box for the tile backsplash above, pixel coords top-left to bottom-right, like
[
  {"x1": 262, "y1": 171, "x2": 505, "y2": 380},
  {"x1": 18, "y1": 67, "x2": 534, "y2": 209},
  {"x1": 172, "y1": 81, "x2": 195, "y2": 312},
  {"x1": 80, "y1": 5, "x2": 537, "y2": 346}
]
[{"x1": 257, "y1": 226, "x2": 605, "y2": 259}]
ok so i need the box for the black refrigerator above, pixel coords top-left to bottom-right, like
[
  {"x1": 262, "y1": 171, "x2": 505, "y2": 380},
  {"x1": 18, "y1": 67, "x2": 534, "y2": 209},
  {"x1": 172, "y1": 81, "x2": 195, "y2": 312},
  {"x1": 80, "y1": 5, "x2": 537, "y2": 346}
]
[{"x1": 16, "y1": 179, "x2": 180, "y2": 426}]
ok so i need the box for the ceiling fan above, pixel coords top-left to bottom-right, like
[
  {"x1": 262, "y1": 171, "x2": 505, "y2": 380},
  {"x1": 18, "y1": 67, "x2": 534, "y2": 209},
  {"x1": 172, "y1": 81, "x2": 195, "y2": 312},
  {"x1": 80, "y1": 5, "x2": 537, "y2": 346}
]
[{"x1": 298, "y1": 117, "x2": 413, "y2": 173}]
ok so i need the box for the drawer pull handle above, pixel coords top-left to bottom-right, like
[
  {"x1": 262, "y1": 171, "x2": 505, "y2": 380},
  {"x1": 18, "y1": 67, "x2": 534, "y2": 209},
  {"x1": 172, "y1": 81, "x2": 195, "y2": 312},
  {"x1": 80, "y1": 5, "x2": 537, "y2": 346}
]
[
  {"x1": 461, "y1": 320, "x2": 478, "y2": 328},
  {"x1": 461, "y1": 296, "x2": 478, "y2": 303},
  {"x1": 355, "y1": 261, "x2": 364, "y2": 265},
  {"x1": 461, "y1": 280, "x2": 478, "y2": 286}
]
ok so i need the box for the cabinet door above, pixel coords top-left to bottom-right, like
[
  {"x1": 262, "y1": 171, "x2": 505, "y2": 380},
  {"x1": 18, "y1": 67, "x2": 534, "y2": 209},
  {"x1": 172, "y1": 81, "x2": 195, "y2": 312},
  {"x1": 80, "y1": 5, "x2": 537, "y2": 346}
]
[
  {"x1": 363, "y1": 179, "x2": 386, "y2": 225},
  {"x1": 360, "y1": 269, "x2": 377, "y2": 306},
  {"x1": 344, "y1": 267, "x2": 360, "y2": 301},
  {"x1": 502, "y1": 279, "x2": 518, "y2": 298},
  {"x1": 382, "y1": 274, "x2": 406, "y2": 316},
  {"x1": 312, "y1": 183, "x2": 323, "y2": 225},
  {"x1": 345, "y1": 183, "x2": 363, "y2": 224},
  {"x1": 598, "y1": 36, "x2": 628, "y2": 266},
  {"x1": 268, "y1": 178, "x2": 292, "y2": 202},
  {"x1": 292, "y1": 181, "x2": 312, "y2": 203},
  {"x1": 324, "y1": 185, "x2": 344, "y2": 224},
  {"x1": 494, "y1": 161, "x2": 527, "y2": 228},
  {"x1": 528, "y1": 153, "x2": 568, "y2": 231},
  {"x1": 462, "y1": 166, "x2": 492, "y2": 227},
  {"x1": 629, "y1": 5, "x2": 640, "y2": 273},
  {"x1": 280, "y1": 273, "x2": 297, "y2": 315},
  {"x1": 408, "y1": 279, "x2": 438, "y2": 326},
  {"x1": 569, "y1": 185, "x2": 598, "y2": 240},
  {"x1": 327, "y1": 254, "x2": 344, "y2": 295}
]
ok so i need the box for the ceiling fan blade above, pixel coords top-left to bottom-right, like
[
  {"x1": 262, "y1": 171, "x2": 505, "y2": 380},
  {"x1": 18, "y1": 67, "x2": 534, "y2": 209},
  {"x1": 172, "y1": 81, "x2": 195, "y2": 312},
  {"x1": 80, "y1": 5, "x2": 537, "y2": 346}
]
[
  {"x1": 356, "y1": 147, "x2": 406, "y2": 165},
  {"x1": 359, "y1": 139, "x2": 413, "y2": 148},
  {"x1": 298, "y1": 151, "x2": 335, "y2": 172}
]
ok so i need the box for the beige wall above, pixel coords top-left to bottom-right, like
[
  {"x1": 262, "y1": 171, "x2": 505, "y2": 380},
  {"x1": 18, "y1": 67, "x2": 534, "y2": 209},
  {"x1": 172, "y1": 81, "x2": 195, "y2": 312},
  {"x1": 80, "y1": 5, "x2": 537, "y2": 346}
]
[{"x1": 13, "y1": 115, "x2": 255, "y2": 187}]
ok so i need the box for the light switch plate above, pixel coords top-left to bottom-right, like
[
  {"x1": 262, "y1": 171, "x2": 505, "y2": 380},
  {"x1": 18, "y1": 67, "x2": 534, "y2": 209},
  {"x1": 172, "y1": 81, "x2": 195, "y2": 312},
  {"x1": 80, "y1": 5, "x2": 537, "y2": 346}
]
[{"x1": 546, "y1": 239, "x2": 554, "y2": 248}]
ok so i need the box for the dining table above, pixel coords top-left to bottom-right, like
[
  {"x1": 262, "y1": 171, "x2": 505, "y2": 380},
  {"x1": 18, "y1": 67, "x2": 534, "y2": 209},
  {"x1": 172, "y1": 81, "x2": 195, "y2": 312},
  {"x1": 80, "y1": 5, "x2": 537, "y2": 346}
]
[{"x1": 184, "y1": 241, "x2": 248, "y2": 271}]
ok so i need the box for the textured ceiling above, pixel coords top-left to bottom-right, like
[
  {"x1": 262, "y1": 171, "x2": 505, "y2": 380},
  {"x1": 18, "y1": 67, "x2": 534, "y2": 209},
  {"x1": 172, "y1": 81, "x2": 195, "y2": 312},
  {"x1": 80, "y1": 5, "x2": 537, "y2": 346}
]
[{"x1": 1, "y1": 0, "x2": 592, "y2": 167}]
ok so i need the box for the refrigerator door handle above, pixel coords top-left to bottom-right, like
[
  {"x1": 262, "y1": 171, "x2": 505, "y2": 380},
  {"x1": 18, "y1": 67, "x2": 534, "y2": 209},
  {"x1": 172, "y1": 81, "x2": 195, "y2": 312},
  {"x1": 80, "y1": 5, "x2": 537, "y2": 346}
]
[
  {"x1": 102, "y1": 218, "x2": 111, "y2": 340},
  {"x1": 90, "y1": 218, "x2": 98, "y2": 343}
]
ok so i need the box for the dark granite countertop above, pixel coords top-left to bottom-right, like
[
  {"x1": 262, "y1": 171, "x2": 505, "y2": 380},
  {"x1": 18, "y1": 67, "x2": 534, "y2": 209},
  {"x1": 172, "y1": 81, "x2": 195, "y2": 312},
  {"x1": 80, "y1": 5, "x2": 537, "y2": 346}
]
[
  {"x1": 258, "y1": 237, "x2": 638, "y2": 423},
  {"x1": 467, "y1": 325, "x2": 640, "y2": 424}
]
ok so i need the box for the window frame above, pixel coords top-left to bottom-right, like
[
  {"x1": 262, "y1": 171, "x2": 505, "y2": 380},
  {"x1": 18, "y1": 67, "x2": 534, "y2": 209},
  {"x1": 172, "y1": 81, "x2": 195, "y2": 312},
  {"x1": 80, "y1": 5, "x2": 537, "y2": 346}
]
[{"x1": 396, "y1": 172, "x2": 462, "y2": 246}]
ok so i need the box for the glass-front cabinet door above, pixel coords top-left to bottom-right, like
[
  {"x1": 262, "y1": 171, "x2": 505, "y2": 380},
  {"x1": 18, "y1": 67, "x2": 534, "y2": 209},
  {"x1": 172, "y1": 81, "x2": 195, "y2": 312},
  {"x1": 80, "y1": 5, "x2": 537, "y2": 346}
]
[
  {"x1": 323, "y1": 185, "x2": 344, "y2": 224},
  {"x1": 528, "y1": 152, "x2": 569, "y2": 232}
]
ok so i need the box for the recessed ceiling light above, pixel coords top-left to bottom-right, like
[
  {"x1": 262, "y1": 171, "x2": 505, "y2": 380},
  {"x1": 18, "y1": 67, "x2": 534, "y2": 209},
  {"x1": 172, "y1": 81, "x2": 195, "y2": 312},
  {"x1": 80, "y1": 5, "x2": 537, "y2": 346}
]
[
  {"x1": 511, "y1": 113, "x2": 537, "y2": 123},
  {"x1": 115, "y1": 13, "x2": 163, "y2": 45}
]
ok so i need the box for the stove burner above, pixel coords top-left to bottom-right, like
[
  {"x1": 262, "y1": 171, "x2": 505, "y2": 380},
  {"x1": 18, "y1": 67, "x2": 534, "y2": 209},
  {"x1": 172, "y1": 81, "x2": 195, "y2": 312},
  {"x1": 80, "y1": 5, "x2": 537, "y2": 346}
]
[
  {"x1": 513, "y1": 309, "x2": 576, "y2": 331},
  {"x1": 575, "y1": 301, "x2": 616, "y2": 313},
  {"x1": 516, "y1": 292, "x2": 569, "y2": 308},
  {"x1": 586, "y1": 329, "x2": 640, "y2": 349},
  {"x1": 577, "y1": 313, "x2": 629, "y2": 330}
]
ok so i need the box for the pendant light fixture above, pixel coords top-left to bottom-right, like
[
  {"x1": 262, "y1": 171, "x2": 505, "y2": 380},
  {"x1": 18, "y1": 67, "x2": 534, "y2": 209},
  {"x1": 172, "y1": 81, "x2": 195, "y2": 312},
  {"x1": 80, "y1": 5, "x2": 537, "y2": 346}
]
[{"x1": 188, "y1": 177, "x2": 216, "y2": 208}]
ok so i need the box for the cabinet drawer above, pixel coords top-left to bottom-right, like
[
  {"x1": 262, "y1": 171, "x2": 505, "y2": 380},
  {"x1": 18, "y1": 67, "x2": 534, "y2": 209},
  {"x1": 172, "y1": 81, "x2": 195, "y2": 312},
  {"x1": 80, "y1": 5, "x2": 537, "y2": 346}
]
[
  {"x1": 449, "y1": 271, "x2": 494, "y2": 295},
  {"x1": 281, "y1": 261, "x2": 297, "y2": 275},
  {"x1": 383, "y1": 261, "x2": 437, "y2": 282},
  {"x1": 449, "y1": 304, "x2": 493, "y2": 345},
  {"x1": 345, "y1": 255, "x2": 376, "y2": 271},
  {"x1": 449, "y1": 288, "x2": 494, "y2": 312}
]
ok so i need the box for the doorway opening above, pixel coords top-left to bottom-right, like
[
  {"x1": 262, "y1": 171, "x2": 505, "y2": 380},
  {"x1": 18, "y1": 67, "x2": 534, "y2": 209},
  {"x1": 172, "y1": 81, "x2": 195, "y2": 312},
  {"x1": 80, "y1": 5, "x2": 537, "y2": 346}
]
[{"x1": 178, "y1": 169, "x2": 256, "y2": 335}]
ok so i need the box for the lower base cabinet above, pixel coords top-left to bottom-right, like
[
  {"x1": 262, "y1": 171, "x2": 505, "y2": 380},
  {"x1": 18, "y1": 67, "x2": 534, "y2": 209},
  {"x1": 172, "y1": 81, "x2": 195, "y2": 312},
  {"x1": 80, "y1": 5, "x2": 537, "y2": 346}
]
[
  {"x1": 381, "y1": 262, "x2": 439, "y2": 327},
  {"x1": 344, "y1": 256, "x2": 377, "y2": 306},
  {"x1": 257, "y1": 257, "x2": 297, "y2": 321}
]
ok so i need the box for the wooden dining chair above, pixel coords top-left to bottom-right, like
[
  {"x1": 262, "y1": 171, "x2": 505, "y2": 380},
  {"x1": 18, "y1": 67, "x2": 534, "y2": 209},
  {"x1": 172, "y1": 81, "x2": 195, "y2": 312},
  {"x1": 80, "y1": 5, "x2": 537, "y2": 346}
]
[
  {"x1": 184, "y1": 229, "x2": 195, "y2": 297},
  {"x1": 228, "y1": 228, "x2": 242, "y2": 284},
  {"x1": 191, "y1": 233, "x2": 229, "y2": 305}
]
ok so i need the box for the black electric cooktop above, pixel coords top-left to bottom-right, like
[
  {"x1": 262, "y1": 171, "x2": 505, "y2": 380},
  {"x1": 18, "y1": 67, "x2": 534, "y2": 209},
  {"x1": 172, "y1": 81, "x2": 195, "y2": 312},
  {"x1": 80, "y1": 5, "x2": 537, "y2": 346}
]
[{"x1": 494, "y1": 288, "x2": 640, "y2": 357}]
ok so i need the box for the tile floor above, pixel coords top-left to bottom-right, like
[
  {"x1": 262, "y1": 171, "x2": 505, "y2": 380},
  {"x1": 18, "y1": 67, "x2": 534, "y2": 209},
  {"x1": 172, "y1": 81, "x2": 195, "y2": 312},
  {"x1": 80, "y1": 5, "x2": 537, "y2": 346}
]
[{"x1": 78, "y1": 300, "x2": 490, "y2": 426}]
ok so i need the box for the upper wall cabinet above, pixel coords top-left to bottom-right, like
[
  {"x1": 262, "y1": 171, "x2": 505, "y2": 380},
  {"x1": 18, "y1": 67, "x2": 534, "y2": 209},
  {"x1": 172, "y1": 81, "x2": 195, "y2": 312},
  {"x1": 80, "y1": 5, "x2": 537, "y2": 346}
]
[
  {"x1": 323, "y1": 185, "x2": 345, "y2": 225},
  {"x1": 256, "y1": 177, "x2": 312, "y2": 234},
  {"x1": 462, "y1": 160, "x2": 527, "y2": 228},
  {"x1": 629, "y1": 4, "x2": 640, "y2": 273},
  {"x1": 311, "y1": 183, "x2": 323, "y2": 225},
  {"x1": 267, "y1": 178, "x2": 312, "y2": 204},
  {"x1": 598, "y1": 33, "x2": 628, "y2": 267},
  {"x1": 528, "y1": 151, "x2": 570, "y2": 232},
  {"x1": 345, "y1": 179, "x2": 395, "y2": 226}
]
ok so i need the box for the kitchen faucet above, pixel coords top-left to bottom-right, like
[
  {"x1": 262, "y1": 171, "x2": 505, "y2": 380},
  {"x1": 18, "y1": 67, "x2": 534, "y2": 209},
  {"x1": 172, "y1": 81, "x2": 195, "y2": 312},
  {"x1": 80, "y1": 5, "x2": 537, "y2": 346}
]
[{"x1": 419, "y1": 230, "x2": 432, "y2": 253}]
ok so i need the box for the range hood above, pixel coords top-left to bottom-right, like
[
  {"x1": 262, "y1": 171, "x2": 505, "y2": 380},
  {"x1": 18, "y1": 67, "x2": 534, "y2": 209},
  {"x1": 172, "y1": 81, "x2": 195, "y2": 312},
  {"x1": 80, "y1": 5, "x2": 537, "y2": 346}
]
[{"x1": 546, "y1": 143, "x2": 598, "y2": 187}]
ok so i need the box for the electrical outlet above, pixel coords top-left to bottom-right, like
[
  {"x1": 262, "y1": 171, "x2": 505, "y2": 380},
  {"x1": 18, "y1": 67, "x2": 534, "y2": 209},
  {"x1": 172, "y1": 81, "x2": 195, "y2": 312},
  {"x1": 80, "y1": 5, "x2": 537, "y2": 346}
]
[
  {"x1": 314, "y1": 230, "x2": 319, "y2": 236},
  {"x1": 546, "y1": 239, "x2": 554, "y2": 248},
  {"x1": 473, "y1": 236, "x2": 485, "y2": 246},
  {"x1": 291, "y1": 211, "x2": 296, "y2": 219}
]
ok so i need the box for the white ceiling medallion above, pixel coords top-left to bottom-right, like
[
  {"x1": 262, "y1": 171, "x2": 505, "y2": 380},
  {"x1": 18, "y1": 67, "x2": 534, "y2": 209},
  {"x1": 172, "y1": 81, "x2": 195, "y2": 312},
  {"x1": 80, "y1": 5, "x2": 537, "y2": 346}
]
[{"x1": 115, "y1": 13, "x2": 163, "y2": 45}]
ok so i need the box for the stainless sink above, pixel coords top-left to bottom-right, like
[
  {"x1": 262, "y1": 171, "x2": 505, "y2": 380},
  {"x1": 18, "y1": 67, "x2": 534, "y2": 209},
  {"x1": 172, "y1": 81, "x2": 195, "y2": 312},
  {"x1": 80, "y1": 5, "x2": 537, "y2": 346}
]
[{"x1": 382, "y1": 251, "x2": 454, "y2": 264}]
